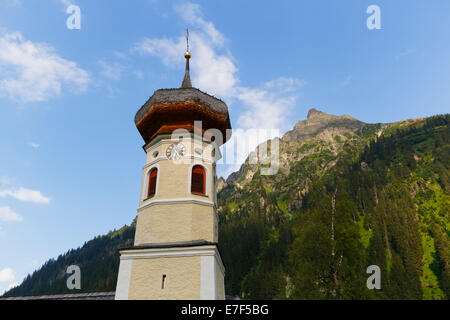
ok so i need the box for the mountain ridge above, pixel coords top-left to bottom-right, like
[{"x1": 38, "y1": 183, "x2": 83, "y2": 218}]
[
  {"x1": 218, "y1": 110, "x2": 449, "y2": 299},
  {"x1": 227, "y1": 108, "x2": 365, "y2": 185}
]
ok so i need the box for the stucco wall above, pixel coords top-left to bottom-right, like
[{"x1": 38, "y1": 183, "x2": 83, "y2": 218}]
[
  {"x1": 128, "y1": 256, "x2": 200, "y2": 300},
  {"x1": 215, "y1": 259, "x2": 225, "y2": 300},
  {"x1": 139, "y1": 138, "x2": 215, "y2": 204},
  {"x1": 135, "y1": 137, "x2": 218, "y2": 245},
  {"x1": 135, "y1": 203, "x2": 217, "y2": 245}
]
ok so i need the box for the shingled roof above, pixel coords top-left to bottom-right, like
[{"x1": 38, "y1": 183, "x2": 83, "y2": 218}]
[{"x1": 135, "y1": 87, "x2": 229, "y2": 125}]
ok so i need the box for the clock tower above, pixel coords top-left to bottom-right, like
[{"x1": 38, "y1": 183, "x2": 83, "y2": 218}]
[{"x1": 115, "y1": 38, "x2": 232, "y2": 300}]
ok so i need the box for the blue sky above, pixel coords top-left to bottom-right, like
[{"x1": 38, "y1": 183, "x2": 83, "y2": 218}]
[{"x1": 0, "y1": 0, "x2": 449, "y2": 294}]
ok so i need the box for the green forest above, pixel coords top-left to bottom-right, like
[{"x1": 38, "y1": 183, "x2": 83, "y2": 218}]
[{"x1": 3, "y1": 113, "x2": 449, "y2": 300}]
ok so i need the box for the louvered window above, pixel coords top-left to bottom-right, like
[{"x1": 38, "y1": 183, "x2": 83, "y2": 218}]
[
  {"x1": 147, "y1": 168, "x2": 158, "y2": 198},
  {"x1": 191, "y1": 165, "x2": 205, "y2": 195}
]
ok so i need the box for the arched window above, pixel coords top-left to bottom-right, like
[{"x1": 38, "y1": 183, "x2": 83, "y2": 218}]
[
  {"x1": 147, "y1": 168, "x2": 158, "y2": 198},
  {"x1": 191, "y1": 165, "x2": 206, "y2": 195}
]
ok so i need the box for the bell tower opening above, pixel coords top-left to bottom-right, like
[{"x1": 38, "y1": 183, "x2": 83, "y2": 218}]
[
  {"x1": 191, "y1": 165, "x2": 206, "y2": 195},
  {"x1": 147, "y1": 167, "x2": 158, "y2": 198}
]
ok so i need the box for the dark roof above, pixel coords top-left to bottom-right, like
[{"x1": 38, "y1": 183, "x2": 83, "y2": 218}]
[
  {"x1": 181, "y1": 56, "x2": 192, "y2": 88},
  {"x1": 119, "y1": 239, "x2": 217, "y2": 251},
  {"x1": 0, "y1": 292, "x2": 115, "y2": 300},
  {"x1": 135, "y1": 88, "x2": 229, "y2": 125},
  {"x1": 1, "y1": 291, "x2": 240, "y2": 300}
]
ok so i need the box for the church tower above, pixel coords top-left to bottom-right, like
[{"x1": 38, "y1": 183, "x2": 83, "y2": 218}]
[{"x1": 115, "y1": 34, "x2": 232, "y2": 300}]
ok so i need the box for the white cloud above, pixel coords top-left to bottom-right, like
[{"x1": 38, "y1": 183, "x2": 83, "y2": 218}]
[
  {"x1": 0, "y1": 268, "x2": 17, "y2": 295},
  {"x1": 0, "y1": 0, "x2": 21, "y2": 8},
  {"x1": 190, "y1": 34, "x2": 238, "y2": 98},
  {"x1": 133, "y1": 36, "x2": 186, "y2": 66},
  {"x1": 132, "y1": 70, "x2": 144, "y2": 80},
  {"x1": 30, "y1": 142, "x2": 40, "y2": 149},
  {"x1": 174, "y1": 3, "x2": 225, "y2": 47},
  {"x1": 237, "y1": 87, "x2": 297, "y2": 130},
  {"x1": 0, "y1": 32, "x2": 90, "y2": 103},
  {"x1": 98, "y1": 60, "x2": 125, "y2": 81},
  {"x1": 27, "y1": 259, "x2": 39, "y2": 268},
  {"x1": 0, "y1": 206, "x2": 22, "y2": 222},
  {"x1": 0, "y1": 177, "x2": 11, "y2": 186},
  {"x1": 396, "y1": 49, "x2": 415, "y2": 60},
  {"x1": 335, "y1": 75, "x2": 352, "y2": 90},
  {"x1": 134, "y1": 3, "x2": 237, "y2": 99},
  {"x1": 0, "y1": 187, "x2": 51, "y2": 204},
  {"x1": 6, "y1": 281, "x2": 18, "y2": 291},
  {"x1": 58, "y1": 0, "x2": 72, "y2": 7},
  {"x1": 265, "y1": 77, "x2": 306, "y2": 93},
  {"x1": 133, "y1": 2, "x2": 304, "y2": 176},
  {"x1": 0, "y1": 268, "x2": 15, "y2": 283}
]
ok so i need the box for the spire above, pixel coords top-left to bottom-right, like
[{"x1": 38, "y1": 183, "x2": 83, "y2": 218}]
[{"x1": 181, "y1": 29, "x2": 192, "y2": 88}]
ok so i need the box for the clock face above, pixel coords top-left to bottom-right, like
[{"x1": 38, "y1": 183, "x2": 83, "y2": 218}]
[{"x1": 166, "y1": 143, "x2": 186, "y2": 161}]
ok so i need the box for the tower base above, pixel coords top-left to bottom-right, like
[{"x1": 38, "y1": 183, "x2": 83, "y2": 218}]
[{"x1": 115, "y1": 240, "x2": 225, "y2": 300}]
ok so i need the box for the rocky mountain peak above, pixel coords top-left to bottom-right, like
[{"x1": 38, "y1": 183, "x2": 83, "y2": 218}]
[
  {"x1": 283, "y1": 108, "x2": 364, "y2": 143},
  {"x1": 306, "y1": 108, "x2": 356, "y2": 123},
  {"x1": 226, "y1": 109, "x2": 366, "y2": 184},
  {"x1": 307, "y1": 108, "x2": 326, "y2": 120}
]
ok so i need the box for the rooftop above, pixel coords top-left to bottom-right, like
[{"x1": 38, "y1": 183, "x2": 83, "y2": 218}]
[{"x1": 0, "y1": 292, "x2": 115, "y2": 300}]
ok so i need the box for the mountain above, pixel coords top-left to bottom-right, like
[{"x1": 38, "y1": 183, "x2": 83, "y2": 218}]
[
  {"x1": 3, "y1": 110, "x2": 449, "y2": 300},
  {"x1": 219, "y1": 109, "x2": 449, "y2": 299}
]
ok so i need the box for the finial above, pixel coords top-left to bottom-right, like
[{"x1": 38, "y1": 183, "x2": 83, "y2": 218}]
[
  {"x1": 181, "y1": 28, "x2": 192, "y2": 88},
  {"x1": 184, "y1": 29, "x2": 191, "y2": 59},
  {"x1": 185, "y1": 29, "x2": 191, "y2": 58}
]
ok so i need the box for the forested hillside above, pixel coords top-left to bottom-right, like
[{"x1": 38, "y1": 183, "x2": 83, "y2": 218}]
[
  {"x1": 219, "y1": 111, "x2": 449, "y2": 299},
  {"x1": 3, "y1": 110, "x2": 449, "y2": 300},
  {"x1": 3, "y1": 222, "x2": 135, "y2": 297}
]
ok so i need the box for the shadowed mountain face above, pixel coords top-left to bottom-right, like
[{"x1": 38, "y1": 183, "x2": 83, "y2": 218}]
[
  {"x1": 218, "y1": 110, "x2": 449, "y2": 300},
  {"x1": 3, "y1": 110, "x2": 449, "y2": 300}
]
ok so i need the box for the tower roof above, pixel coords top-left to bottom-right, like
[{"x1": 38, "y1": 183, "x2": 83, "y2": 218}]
[
  {"x1": 181, "y1": 51, "x2": 192, "y2": 88},
  {"x1": 135, "y1": 87, "x2": 229, "y2": 122},
  {"x1": 135, "y1": 38, "x2": 232, "y2": 146}
]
